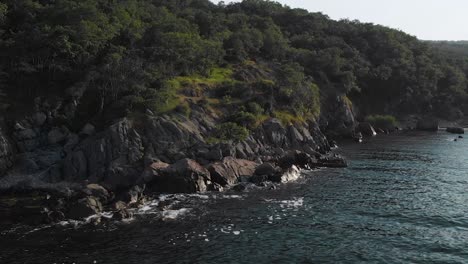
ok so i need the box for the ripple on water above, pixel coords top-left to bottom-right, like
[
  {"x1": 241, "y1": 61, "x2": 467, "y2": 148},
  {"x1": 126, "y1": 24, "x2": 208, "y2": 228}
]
[{"x1": 3, "y1": 133, "x2": 468, "y2": 263}]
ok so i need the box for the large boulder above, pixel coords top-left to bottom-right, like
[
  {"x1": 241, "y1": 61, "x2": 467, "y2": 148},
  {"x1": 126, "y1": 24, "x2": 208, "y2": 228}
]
[
  {"x1": 152, "y1": 159, "x2": 212, "y2": 193},
  {"x1": 67, "y1": 196, "x2": 103, "y2": 220},
  {"x1": 48, "y1": 128, "x2": 67, "y2": 144},
  {"x1": 277, "y1": 150, "x2": 317, "y2": 170},
  {"x1": 82, "y1": 184, "x2": 111, "y2": 203},
  {"x1": 140, "y1": 161, "x2": 170, "y2": 184},
  {"x1": 417, "y1": 117, "x2": 439, "y2": 131},
  {"x1": 63, "y1": 119, "x2": 144, "y2": 190},
  {"x1": 320, "y1": 95, "x2": 357, "y2": 138},
  {"x1": 447, "y1": 127, "x2": 464, "y2": 134},
  {"x1": 254, "y1": 163, "x2": 279, "y2": 176},
  {"x1": 315, "y1": 155, "x2": 348, "y2": 168},
  {"x1": 32, "y1": 112, "x2": 47, "y2": 127},
  {"x1": 208, "y1": 157, "x2": 257, "y2": 186}
]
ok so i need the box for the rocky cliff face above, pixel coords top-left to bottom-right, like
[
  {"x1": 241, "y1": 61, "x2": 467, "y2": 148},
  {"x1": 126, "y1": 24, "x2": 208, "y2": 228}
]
[
  {"x1": 0, "y1": 97, "x2": 334, "y2": 194},
  {"x1": 0, "y1": 126, "x2": 14, "y2": 176},
  {"x1": 61, "y1": 110, "x2": 331, "y2": 191},
  {"x1": 0, "y1": 96, "x2": 349, "y2": 225},
  {"x1": 320, "y1": 95, "x2": 357, "y2": 138}
]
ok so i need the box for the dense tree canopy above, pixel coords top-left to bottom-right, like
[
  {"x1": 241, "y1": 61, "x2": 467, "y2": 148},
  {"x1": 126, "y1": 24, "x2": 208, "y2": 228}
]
[{"x1": 1, "y1": 0, "x2": 468, "y2": 123}]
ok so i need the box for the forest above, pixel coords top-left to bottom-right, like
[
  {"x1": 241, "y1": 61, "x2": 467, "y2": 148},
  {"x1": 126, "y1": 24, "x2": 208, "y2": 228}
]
[{"x1": 1, "y1": 0, "x2": 468, "y2": 134}]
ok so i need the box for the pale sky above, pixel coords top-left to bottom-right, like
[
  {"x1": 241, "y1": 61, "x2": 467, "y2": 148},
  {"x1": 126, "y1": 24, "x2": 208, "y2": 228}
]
[{"x1": 211, "y1": 0, "x2": 468, "y2": 40}]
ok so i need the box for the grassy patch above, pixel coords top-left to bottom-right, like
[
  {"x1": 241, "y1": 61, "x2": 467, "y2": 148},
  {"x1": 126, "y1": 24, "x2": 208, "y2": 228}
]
[
  {"x1": 273, "y1": 110, "x2": 305, "y2": 125},
  {"x1": 167, "y1": 67, "x2": 235, "y2": 92},
  {"x1": 208, "y1": 122, "x2": 250, "y2": 143},
  {"x1": 365, "y1": 115, "x2": 398, "y2": 130}
]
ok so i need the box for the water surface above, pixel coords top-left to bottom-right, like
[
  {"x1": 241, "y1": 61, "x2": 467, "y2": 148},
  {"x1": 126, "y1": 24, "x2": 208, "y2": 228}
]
[{"x1": 2, "y1": 132, "x2": 468, "y2": 263}]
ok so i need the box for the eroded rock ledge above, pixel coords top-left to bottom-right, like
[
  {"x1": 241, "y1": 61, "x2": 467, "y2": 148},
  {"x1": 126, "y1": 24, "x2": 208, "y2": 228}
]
[{"x1": 0, "y1": 100, "x2": 347, "y2": 225}]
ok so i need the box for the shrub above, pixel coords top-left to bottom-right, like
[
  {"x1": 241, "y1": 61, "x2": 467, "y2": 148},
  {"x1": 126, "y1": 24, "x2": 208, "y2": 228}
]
[
  {"x1": 229, "y1": 111, "x2": 257, "y2": 128},
  {"x1": 175, "y1": 102, "x2": 191, "y2": 117},
  {"x1": 212, "y1": 122, "x2": 249, "y2": 142},
  {"x1": 247, "y1": 102, "x2": 264, "y2": 115},
  {"x1": 273, "y1": 110, "x2": 304, "y2": 125},
  {"x1": 365, "y1": 115, "x2": 398, "y2": 130}
]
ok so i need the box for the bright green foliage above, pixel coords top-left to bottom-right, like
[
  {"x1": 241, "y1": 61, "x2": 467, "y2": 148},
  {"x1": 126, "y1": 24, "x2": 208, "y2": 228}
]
[
  {"x1": 1, "y1": 0, "x2": 468, "y2": 124},
  {"x1": 211, "y1": 122, "x2": 250, "y2": 142},
  {"x1": 365, "y1": 115, "x2": 398, "y2": 130}
]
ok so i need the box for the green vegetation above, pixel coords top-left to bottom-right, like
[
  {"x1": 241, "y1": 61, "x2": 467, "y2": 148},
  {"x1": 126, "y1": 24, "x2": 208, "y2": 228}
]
[
  {"x1": 273, "y1": 111, "x2": 305, "y2": 126},
  {"x1": 209, "y1": 122, "x2": 250, "y2": 143},
  {"x1": 2, "y1": 0, "x2": 468, "y2": 142},
  {"x1": 365, "y1": 115, "x2": 398, "y2": 130}
]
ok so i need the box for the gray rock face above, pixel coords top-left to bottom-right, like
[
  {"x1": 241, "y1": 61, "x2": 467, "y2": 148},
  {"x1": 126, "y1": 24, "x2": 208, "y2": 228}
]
[
  {"x1": 48, "y1": 128, "x2": 67, "y2": 144},
  {"x1": 140, "y1": 161, "x2": 170, "y2": 184},
  {"x1": 32, "y1": 112, "x2": 47, "y2": 127},
  {"x1": 254, "y1": 163, "x2": 278, "y2": 176},
  {"x1": 152, "y1": 159, "x2": 212, "y2": 193},
  {"x1": 63, "y1": 119, "x2": 144, "y2": 190},
  {"x1": 321, "y1": 96, "x2": 357, "y2": 138},
  {"x1": 446, "y1": 127, "x2": 464, "y2": 134},
  {"x1": 80, "y1": 123, "x2": 95, "y2": 136},
  {"x1": 0, "y1": 127, "x2": 14, "y2": 176},
  {"x1": 144, "y1": 115, "x2": 208, "y2": 162},
  {"x1": 356, "y1": 122, "x2": 377, "y2": 136},
  {"x1": 208, "y1": 157, "x2": 257, "y2": 186},
  {"x1": 417, "y1": 117, "x2": 439, "y2": 131},
  {"x1": 67, "y1": 196, "x2": 103, "y2": 220}
]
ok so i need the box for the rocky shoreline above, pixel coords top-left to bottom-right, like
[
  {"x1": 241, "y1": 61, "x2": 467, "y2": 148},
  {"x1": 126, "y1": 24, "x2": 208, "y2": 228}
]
[
  {"x1": 0, "y1": 97, "x2": 350, "y2": 226},
  {"x1": 1, "y1": 96, "x2": 463, "y2": 226}
]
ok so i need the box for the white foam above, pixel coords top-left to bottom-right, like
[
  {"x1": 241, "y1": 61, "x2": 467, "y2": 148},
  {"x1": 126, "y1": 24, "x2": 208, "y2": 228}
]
[
  {"x1": 233, "y1": 231, "x2": 241, "y2": 235},
  {"x1": 138, "y1": 205, "x2": 152, "y2": 212},
  {"x1": 279, "y1": 197, "x2": 304, "y2": 208},
  {"x1": 280, "y1": 165, "x2": 301, "y2": 183},
  {"x1": 162, "y1": 208, "x2": 190, "y2": 220}
]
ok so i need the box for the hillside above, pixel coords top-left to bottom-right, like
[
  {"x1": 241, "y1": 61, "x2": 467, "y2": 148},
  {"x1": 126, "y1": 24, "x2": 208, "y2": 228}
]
[{"x1": 1, "y1": 0, "x2": 468, "y2": 223}]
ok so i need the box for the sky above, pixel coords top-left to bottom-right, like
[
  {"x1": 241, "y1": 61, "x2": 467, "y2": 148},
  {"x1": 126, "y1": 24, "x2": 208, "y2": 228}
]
[{"x1": 210, "y1": 0, "x2": 468, "y2": 40}]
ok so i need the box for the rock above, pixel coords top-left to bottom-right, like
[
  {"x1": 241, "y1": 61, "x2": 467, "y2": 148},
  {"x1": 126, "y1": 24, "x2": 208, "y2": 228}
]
[
  {"x1": 80, "y1": 123, "x2": 95, "y2": 136},
  {"x1": 154, "y1": 159, "x2": 212, "y2": 193},
  {"x1": 119, "y1": 185, "x2": 146, "y2": 205},
  {"x1": 15, "y1": 157, "x2": 40, "y2": 174},
  {"x1": 141, "y1": 161, "x2": 170, "y2": 183},
  {"x1": 356, "y1": 122, "x2": 377, "y2": 136},
  {"x1": 208, "y1": 157, "x2": 257, "y2": 186},
  {"x1": 416, "y1": 117, "x2": 439, "y2": 131},
  {"x1": 447, "y1": 127, "x2": 464, "y2": 134},
  {"x1": 0, "y1": 193, "x2": 50, "y2": 225},
  {"x1": 250, "y1": 174, "x2": 270, "y2": 185},
  {"x1": 32, "y1": 112, "x2": 47, "y2": 126},
  {"x1": 232, "y1": 183, "x2": 247, "y2": 192},
  {"x1": 63, "y1": 119, "x2": 144, "y2": 190},
  {"x1": 48, "y1": 128, "x2": 67, "y2": 144},
  {"x1": 315, "y1": 155, "x2": 348, "y2": 168},
  {"x1": 320, "y1": 95, "x2": 357, "y2": 138},
  {"x1": 353, "y1": 132, "x2": 363, "y2": 143},
  {"x1": 64, "y1": 133, "x2": 80, "y2": 154},
  {"x1": 83, "y1": 184, "x2": 110, "y2": 203},
  {"x1": 112, "y1": 209, "x2": 133, "y2": 221},
  {"x1": 67, "y1": 196, "x2": 102, "y2": 220},
  {"x1": 0, "y1": 127, "x2": 14, "y2": 175},
  {"x1": 376, "y1": 128, "x2": 385, "y2": 134},
  {"x1": 254, "y1": 163, "x2": 278, "y2": 176},
  {"x1": 262, "y1": 119, "x2": 287, "y2": 147},
  {"x1": 17, "y1": 128, "x2": 36, "y2": 140},
  {"x1": 277, "y1": 150, "x2": 316, "y2": 170}
]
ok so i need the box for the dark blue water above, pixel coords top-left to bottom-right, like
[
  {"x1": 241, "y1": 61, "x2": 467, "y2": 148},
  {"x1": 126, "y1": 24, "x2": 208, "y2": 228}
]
[{"x1": 2, "y1": 132, "x2": 468, "y2": 264}]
